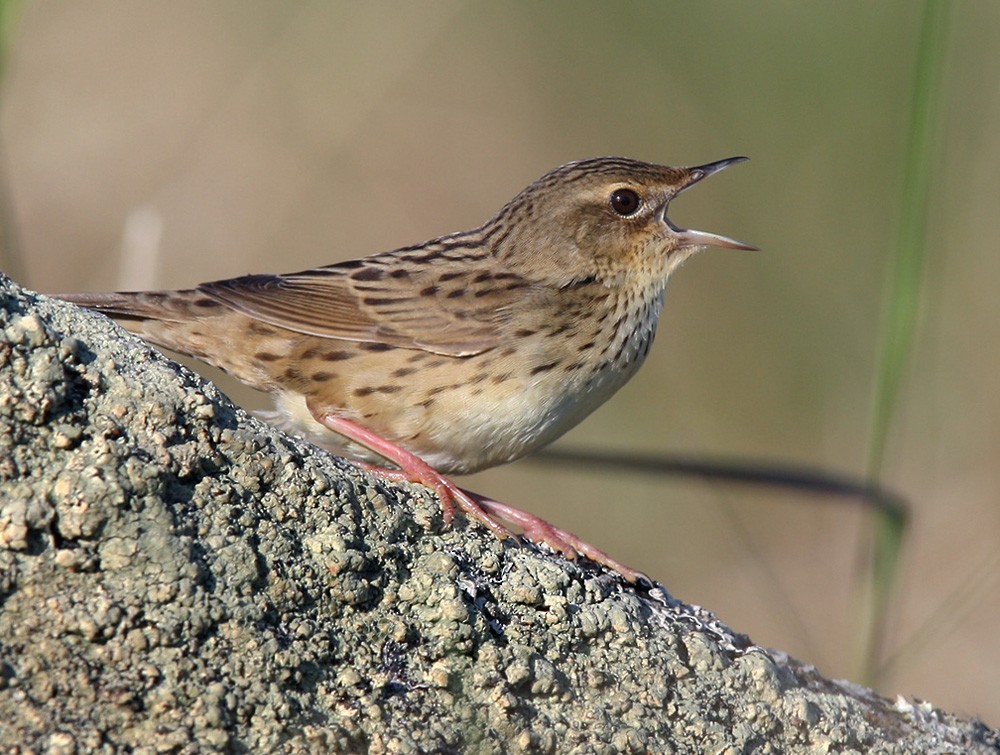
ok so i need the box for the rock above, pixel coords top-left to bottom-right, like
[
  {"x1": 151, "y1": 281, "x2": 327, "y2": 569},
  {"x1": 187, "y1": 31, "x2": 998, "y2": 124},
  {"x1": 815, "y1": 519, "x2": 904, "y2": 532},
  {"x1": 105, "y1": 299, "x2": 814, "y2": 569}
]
[{"x1": 1, "y1": 274, "x2": 996, "y2": 753}]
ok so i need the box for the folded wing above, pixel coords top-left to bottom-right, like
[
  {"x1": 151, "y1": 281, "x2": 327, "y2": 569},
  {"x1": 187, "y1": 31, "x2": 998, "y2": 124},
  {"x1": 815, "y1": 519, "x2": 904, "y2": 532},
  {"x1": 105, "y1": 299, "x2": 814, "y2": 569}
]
[{"x1": 199, "y1": 256, "x2": 523, "y2": 357}]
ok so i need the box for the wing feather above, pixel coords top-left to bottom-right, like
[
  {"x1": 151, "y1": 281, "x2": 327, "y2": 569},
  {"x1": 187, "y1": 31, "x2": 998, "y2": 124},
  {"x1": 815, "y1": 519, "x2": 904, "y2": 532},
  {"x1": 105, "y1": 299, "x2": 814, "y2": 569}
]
[{"x1": 199, "y1": 255, "x2": 526, "y2": 357}]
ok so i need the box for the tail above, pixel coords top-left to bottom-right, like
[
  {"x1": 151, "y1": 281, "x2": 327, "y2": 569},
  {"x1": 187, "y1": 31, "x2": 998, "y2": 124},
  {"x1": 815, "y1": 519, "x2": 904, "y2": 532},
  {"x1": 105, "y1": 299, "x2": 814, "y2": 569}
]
[
  {"x1": 52, "y1": 288, "x2": 228, "y2": 358},
  {"x1": 52, "y1": 289, "x2": 280, "y2": 392},
  {"x1": 53, "y1": 289, "x2": 221, "y2": 323}
]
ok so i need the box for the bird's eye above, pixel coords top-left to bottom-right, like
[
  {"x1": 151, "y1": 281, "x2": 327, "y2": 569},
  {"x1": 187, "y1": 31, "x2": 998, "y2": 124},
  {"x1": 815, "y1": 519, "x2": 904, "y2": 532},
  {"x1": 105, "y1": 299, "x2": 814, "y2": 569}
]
[{"x1": 610, "y1": 188, "x2": 641, "y2": 216}]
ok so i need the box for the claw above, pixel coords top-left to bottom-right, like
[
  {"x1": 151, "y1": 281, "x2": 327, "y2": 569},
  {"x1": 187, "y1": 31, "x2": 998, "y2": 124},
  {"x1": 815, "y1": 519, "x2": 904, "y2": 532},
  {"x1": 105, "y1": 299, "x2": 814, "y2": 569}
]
[{"x1": 469, "y1": 492, "x2": 648, "y2": 582}]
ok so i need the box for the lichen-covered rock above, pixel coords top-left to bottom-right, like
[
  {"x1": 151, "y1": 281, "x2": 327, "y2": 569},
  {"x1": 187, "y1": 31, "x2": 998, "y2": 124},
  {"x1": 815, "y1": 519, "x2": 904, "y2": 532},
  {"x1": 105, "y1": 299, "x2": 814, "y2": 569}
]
[{"x1": 1, "y1": 274, "x2": 997, "y2": 754}]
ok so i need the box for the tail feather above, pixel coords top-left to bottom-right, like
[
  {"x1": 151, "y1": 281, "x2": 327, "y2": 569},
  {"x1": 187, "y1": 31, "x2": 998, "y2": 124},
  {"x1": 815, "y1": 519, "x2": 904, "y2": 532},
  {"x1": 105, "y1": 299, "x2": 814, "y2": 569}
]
[
  {"x1": 51, "y1": 288, "x2": 278, "y2": 392},
  {"x1": 53, "y1": 289, "x2": 219, "y2": 323}
]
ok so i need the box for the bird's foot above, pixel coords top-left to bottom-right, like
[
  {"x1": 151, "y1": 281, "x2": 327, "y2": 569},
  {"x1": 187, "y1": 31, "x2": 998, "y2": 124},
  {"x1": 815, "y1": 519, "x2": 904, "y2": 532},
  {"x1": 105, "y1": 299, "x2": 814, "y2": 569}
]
[
  {"x1": 312, "y1": 412, "x2": 644, "y2": 582},
  {"x1": 312, "y1": 412, "x2": 508, "y2": 539},
  {"x1": 467, "y1": 492, "x2": 647, "y2": 583}
]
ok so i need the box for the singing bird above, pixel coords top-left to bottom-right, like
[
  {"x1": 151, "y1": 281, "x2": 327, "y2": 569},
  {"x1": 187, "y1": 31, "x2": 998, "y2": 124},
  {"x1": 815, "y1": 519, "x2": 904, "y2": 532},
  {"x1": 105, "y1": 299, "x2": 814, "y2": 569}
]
[{"x1": 57, "y1": 156, "x2": 755, "y2": 580}]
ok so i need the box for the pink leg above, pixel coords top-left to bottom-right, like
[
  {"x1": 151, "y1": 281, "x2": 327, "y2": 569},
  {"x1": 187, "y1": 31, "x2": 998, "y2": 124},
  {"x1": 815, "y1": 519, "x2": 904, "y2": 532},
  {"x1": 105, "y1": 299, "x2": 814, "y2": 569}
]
[
  {"x1": 467, "y1": 491, "x2": 647, "y2": 583},
  {"x1": 311, "y1": 411, "x2": 644, "y2": 582},
  {"x1": 311, "y1": 412, "x2": 509, "y2": 540}
]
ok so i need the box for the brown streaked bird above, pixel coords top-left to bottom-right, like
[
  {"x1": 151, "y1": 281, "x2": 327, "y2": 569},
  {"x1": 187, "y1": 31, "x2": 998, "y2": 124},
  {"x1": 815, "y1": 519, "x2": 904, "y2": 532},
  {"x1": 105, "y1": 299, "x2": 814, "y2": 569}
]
[{"x1": 57, "y1": 156, "x2": 756, "y2": 581}]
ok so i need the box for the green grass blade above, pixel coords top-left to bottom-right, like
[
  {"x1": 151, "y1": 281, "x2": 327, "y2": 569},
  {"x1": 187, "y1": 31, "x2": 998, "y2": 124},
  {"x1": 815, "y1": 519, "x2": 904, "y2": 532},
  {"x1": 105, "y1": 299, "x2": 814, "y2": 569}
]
[
  {"x1": 858, "y1": 0, "x2": 951, "y2": 686},
  {"x1": 868, "y1": 1, "x2": 951, "y2": 478}
]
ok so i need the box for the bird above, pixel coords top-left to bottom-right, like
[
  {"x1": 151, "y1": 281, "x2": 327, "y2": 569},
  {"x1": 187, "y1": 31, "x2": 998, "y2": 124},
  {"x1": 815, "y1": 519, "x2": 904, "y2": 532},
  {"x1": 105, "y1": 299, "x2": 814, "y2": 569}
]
[{"x1": 56, "y1": 156, "x2": 756, "y2": 581}]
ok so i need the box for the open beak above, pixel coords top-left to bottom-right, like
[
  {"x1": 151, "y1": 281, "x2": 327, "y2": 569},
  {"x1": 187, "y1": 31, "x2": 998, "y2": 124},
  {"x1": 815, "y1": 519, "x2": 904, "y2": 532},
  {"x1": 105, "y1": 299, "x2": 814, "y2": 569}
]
[{"x1": 664, "y1": 156, "x2": 759, "y2": 251}]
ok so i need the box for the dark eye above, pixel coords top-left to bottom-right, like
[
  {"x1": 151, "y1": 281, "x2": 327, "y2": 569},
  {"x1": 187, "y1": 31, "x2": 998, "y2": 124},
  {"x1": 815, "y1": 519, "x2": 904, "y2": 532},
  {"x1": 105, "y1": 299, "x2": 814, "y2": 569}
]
[{"x1": 610, "y1": 188, "x2": 641, "y2": 216}]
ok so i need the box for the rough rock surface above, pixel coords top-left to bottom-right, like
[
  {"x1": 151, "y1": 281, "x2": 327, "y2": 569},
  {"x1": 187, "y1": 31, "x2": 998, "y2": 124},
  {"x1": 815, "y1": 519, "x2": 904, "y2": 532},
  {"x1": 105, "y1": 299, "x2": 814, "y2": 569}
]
[{"x1": 1, "y1": 273, "x2": 997, "y2": 754}]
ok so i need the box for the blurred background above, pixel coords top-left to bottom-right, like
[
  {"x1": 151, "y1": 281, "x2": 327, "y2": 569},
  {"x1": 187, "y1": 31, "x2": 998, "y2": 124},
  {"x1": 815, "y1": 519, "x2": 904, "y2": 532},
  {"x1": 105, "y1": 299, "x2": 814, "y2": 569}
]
[{"x1": 2, "y1": 0, "x2": 997, "y2": 726}]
